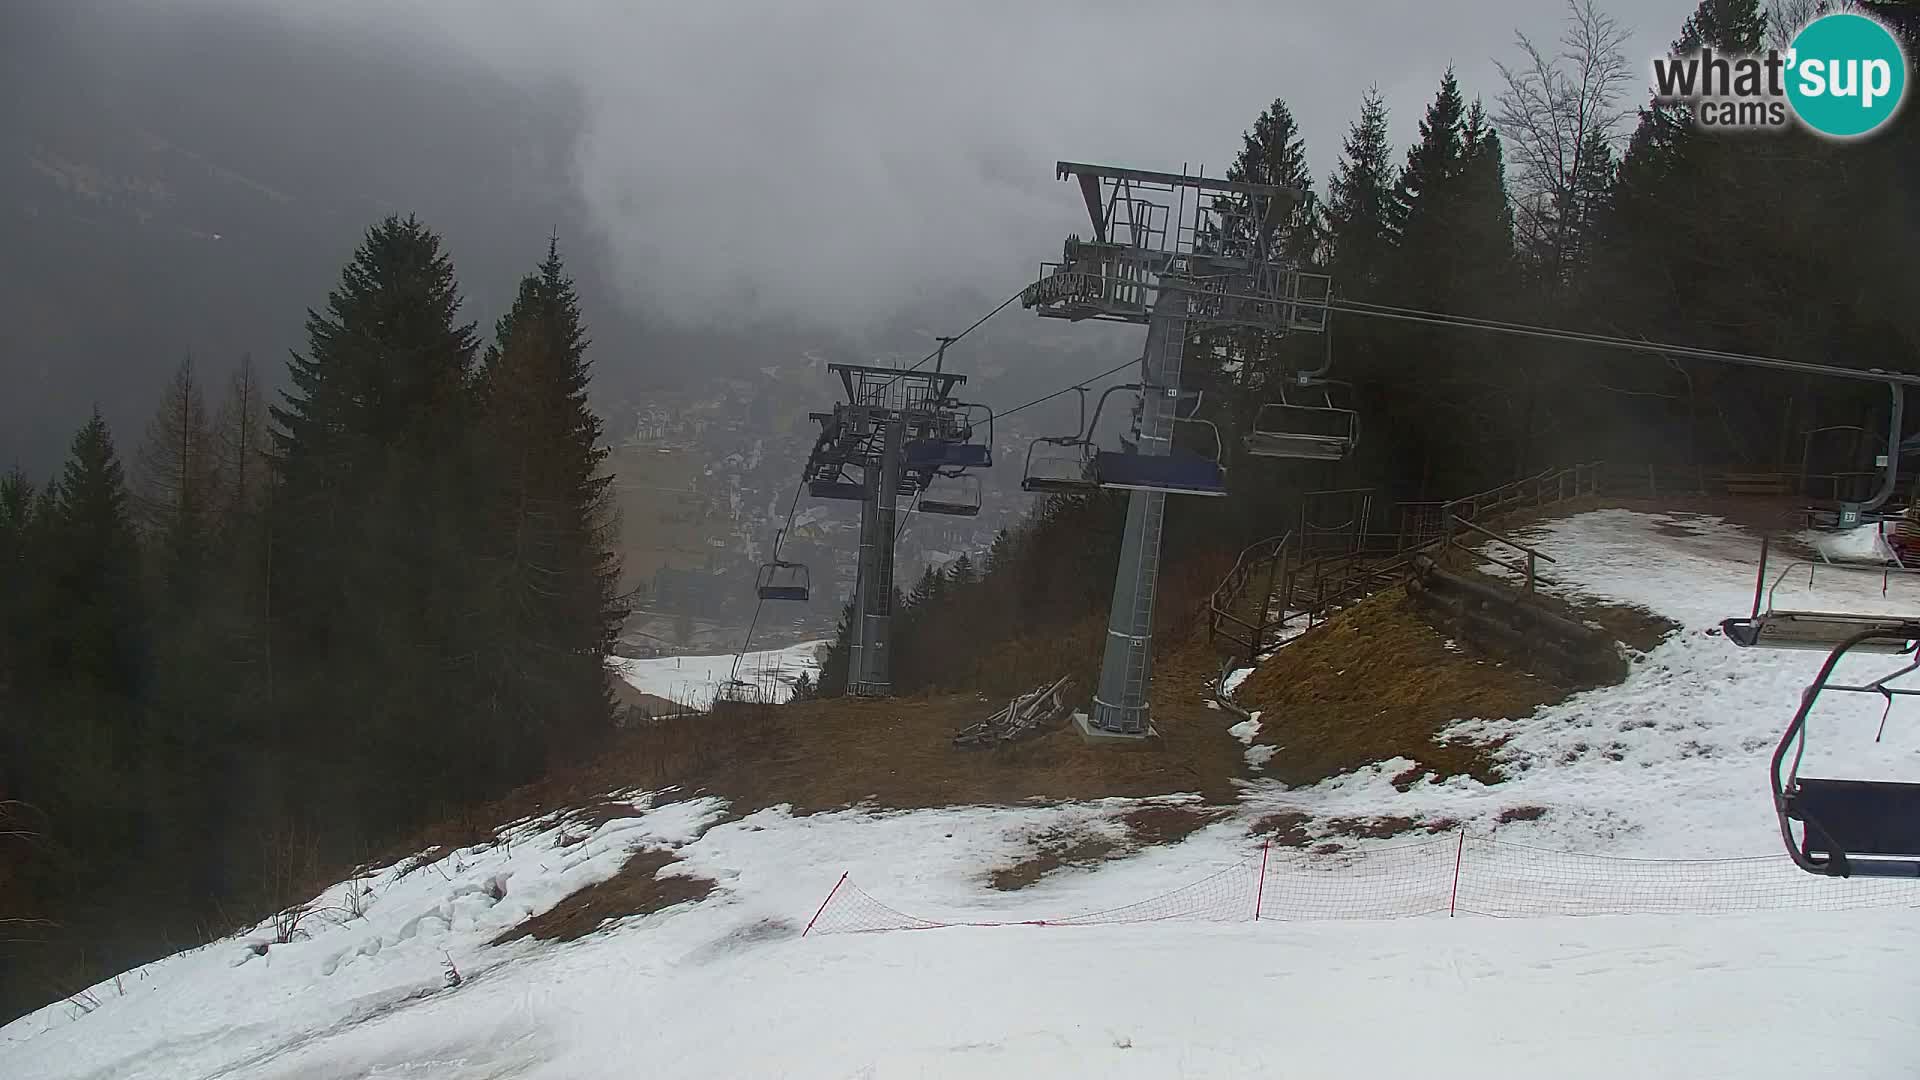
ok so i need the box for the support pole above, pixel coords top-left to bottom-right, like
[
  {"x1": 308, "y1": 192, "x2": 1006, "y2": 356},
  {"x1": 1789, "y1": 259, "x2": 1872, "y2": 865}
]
[
  {"x1": 1450, "y1": 829, "x2": 1465, "y2": 918},
  {"x1": 1088, "y1": 289, "x2": 1190, "y2": 735},
  {"x1": 851, "y1": 414, "x2": 904, "y2": 696}
]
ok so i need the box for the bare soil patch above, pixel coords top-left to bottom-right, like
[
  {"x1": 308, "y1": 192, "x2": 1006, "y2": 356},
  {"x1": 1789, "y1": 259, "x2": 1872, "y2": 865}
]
[
  {"x1": 492, "y1": 848, "x2": 715, "y2": 945},
  {"x1": 987, "y1": 802, "x2": 1232, "y2": 891}
]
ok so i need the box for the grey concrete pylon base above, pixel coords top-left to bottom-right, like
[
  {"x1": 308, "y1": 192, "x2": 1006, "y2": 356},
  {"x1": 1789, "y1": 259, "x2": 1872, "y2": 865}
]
[{"x1": 1070, "y1": 711, "x2": 1158, "y2": 745}]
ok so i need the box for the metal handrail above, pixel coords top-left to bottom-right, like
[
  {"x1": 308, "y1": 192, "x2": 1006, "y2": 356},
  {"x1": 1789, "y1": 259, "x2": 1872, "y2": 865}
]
[{"x1": 1205, "y1": 461, "x2": 1603, "y2": 658}]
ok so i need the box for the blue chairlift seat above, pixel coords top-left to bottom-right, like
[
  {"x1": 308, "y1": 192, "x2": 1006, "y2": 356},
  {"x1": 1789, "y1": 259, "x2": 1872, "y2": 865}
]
[
  {"x1": 1765, "y1": 619, "x2": 1920, "y2": 877},
  {"x1": 1095, "y1": 449, "x2": 1227, "y2": 497},
  {"x1": 905, "y1": 439, "x2": 991, "y2": 471},
  {"x1": 1789, "y1": 777, "x2": 1920, "y2": 876},
  {"x1": 808, "y1": 478, "x2": 865, "y2": 501}
]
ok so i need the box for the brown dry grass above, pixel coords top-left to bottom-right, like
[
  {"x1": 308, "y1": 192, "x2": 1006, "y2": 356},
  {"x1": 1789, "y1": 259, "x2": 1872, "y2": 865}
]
[
  {"x1": 986, "y1": 802, "x2": 1230, "y2": 891},
  {"x1": 1236, "y1": 586, "x2": 1566, "y2": 788},
  {"x1": 1247, "y1": 811, "x2": 1315, "y2": 847},
  {"x1": 987, "y1": 831, "x2": 1125, "y2": 891},
  {"x1": 360, "y1": 625, "x2": 1248, "y2": 889},
  {"x1": 492, "y1": 848, "x2": 715, "y2": 945},
  {"x1": 722, "y1": 641, "x2": 1246, "y2": 814}
]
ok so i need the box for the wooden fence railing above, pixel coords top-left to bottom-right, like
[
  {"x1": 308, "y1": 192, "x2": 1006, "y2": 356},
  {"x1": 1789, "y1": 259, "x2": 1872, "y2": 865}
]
[{"x1": 1210, "y1": 462, "x2": 1600, "y2": 661}]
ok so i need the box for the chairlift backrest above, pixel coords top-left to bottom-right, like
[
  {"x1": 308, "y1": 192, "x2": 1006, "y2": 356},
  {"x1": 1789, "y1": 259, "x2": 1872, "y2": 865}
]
[
  {"x1": 1022, "y1": 436, "x2": 1096, "y2": 494},
  {"x1": 916, "y1": 473, "x2": 981, "y2": 517},
  {"x1": 1768, "y1": 623, "x2": 1920, "y2": 876},
  {"x1": 755, "y1": 559, "x2": 810, "y2": 601},
  {"x1": 1723, "y1": 545, "x2": 1920, "y2": 653}
]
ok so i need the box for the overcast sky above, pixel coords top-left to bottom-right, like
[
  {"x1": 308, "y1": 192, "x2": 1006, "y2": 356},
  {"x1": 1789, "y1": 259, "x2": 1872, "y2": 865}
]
[{"x1": 150, "y1": 0, "x2": 1697, "y2": 330}]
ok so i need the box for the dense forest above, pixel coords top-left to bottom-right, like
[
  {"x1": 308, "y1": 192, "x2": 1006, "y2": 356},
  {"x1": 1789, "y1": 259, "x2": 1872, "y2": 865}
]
[
  {"x1": 839, "y1": 0, "x2": 1920, "y2": 698},
  {"x1": 0, "y1": 219, "x2": 625, "y2": 1021},
  {"x1": 4, "y1": 0, "x2": 1918, "y2": 1027}
]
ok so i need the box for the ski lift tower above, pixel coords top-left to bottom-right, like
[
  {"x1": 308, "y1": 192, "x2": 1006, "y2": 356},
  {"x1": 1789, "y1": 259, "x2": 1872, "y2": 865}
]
[
  {"x1": 1022, "y1": 161, "x2": 1330, "y2": 738},
  {"x1": 803, "y1": 363, "x2": 970, "y2": 696}
]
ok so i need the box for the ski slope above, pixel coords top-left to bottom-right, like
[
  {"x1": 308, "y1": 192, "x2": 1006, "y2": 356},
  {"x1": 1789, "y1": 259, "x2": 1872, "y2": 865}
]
[
  {"x1": 607, "y1": 638, "x2": 827, "y2": 709},
  {"x1": 4, "y1": 510, "x2": 1919, "y2": 1078}
]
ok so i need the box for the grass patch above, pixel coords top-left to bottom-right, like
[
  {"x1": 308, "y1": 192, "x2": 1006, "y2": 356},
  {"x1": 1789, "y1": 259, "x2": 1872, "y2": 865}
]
[
  {"x1": 492, "y1": 848, "x2": 714, "y2": 945},
  {"x1": 988, "y1": 802, "x2": 1231, "y2": 891},
  {"x1": 1247, "y1": 811, "x2": 1315, "y2": 847},
  {"x1": 1116, "y1": 804, "x2": 1228, "y2": 845},
  {"x1": 1236, "y1": 586, "x2": 1562, "y2": 788},
  {"x1": 988, "y1": 830, "x2": 1125, "y2": 891},
  {"x1": 1323, "y1": 815, "x2": 1460, "y2": 840}
]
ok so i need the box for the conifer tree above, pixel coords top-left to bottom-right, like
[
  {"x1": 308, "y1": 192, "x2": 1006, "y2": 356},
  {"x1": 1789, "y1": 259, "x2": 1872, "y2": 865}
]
[
  {"x1": 1324, "y1": 88, "x2": 1397, "y2": 297},
  {"x1": 471, "y1": 239, "x2": 624, "y2": 772},
  {"x1": 1391, "y1": 68, "x2": 1472, "y2": 303},
  {"x1": 269, "y1": 215, "x2": 481, "y2": 834},
  {"x1": 46, "y1": 411, "x2": 144, "y2": 697},
  {"x1": 1224, "y1": 99, "x2": 1321, "y2": 267}
]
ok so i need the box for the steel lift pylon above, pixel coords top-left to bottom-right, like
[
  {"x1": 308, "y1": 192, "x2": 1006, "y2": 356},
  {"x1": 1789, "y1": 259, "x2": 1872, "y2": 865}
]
[
  {"x1": 1021, "y1": 161, "x2": 1331, "y2": 737},
  {"x1": 802, "y1": 362, "x2": 977, "y2": 697}
]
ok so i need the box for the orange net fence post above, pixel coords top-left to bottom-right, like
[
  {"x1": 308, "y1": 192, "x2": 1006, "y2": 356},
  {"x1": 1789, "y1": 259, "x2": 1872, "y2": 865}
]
[
  {"x1": 1453, "y1": 835, "x2": 1920, "y2": 917},
  {"x1": 804, "y1": 833, "x2": 1920, "y2": 936},
  {"x1": 1256, "y1": 834, "x2": 1460, "y2": 921}
]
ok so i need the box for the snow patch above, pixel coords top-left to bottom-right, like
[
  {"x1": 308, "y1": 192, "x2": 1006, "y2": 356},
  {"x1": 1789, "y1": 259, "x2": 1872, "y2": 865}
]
[{"x1": 608, "y1": 640, "x2": 826, "y2": 709}]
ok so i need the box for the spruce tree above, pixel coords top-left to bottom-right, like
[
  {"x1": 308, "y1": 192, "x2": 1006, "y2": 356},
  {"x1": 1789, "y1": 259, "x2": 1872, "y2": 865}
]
[
  {"x1": 1391, "y1": 68, "x2": 1471, "y2": 302},
  {"x1": 1223, "y1": 99, "x2": 1321, "y2": 267},
  {"x1": 471, "y1": 239, "x2": 623, "y2": 774},
  {"x1": 0, "y1": 468, "x2": 38, "y2": 796},
  {"x1": 270, "y1": 215, "x2": 481, "y2": 836},
  {"x1": 1324, "y1": 88, "x2": 1397, "y2": 297},
  {"x1": 46, "y1": 411, "x2": 144, "y2": 696}
]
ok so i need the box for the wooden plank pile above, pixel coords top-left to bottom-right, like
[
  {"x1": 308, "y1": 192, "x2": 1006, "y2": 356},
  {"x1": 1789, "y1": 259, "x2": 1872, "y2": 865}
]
[{"x1": 952, "y1": 675, "x2": 1074, "y2": 749}]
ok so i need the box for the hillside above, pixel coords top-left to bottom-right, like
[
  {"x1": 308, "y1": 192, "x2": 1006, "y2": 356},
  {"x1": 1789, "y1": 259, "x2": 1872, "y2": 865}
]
[{"x1": 3, "y1": 507, "x2": 1918, "y2": 1078}]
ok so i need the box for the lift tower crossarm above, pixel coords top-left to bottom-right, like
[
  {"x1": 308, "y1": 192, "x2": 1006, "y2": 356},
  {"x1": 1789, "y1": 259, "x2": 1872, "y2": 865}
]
[{"x1": 1055, "y1": 162, "x2": 1306, "y2": 202}]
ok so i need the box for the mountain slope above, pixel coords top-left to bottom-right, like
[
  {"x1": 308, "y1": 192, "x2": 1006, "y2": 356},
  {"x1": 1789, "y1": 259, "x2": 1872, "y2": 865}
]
[{"x1": 4, "y1": 509, "x2": 1918, "y2": 1078}]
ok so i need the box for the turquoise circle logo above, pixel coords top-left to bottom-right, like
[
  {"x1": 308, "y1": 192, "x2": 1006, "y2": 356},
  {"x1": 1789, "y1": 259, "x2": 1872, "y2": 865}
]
[{"x1": 1786, "y1": 13, "x2": 1908, "y2": 138}]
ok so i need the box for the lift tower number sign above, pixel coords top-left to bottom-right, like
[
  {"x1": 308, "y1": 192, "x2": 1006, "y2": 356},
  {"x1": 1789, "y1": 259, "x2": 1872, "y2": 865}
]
[{"x1": 1652, "y1": 12, "x2": 1908, "y2": 138}]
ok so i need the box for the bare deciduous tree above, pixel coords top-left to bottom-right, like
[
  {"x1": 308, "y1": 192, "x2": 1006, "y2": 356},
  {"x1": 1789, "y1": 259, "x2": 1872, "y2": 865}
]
[
  {"x1": 1495, "y1": 0, "x2": 1634, "y2": 291},
  {"x1": 1766, "y1": 0, "x2": 1867, "y2": 47},
  {"x1": 214, "y1": 354, "x2": 271, "y2": 522},
  {"x1": 136, "y1": 356, "x2": 220, "y2": 548}
]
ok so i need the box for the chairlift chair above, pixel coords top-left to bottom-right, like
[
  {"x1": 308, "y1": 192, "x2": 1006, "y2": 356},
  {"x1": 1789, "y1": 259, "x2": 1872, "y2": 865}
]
[
  {"x1": 1768, "y1": 623, "x2": 1920, "y2": 877},
  {"x1": 808, "y1": 477, "x2": 866, "y2": 501},
  {"x1": 1020, "y1": 386, "x2": 1099, "y2": 495},
  {"x1": 1245, "y1": 382, "x2": 1359, "y2": 462},
  {"x1": 714, "y1": 678, "x2": 764, "y2": 706},
  {"x1": 1095, "y1": 417, "x2": 1229, "y2": 497},
  {"x1": 755, "y1": 560, "x2": 810, "y2": 601},
  {"x1": 916, "y1": 473, "x2": 981, "y2": 517},
  {"x1": 905, "y1": 403, "x2": 995, "y2": 472},
  {"x1": 1022, "y1": 437, "x2": 1098, "y2": 494},
  {"x1": 1720, "y1": 544, "x2": 1920, "y2": 654}
]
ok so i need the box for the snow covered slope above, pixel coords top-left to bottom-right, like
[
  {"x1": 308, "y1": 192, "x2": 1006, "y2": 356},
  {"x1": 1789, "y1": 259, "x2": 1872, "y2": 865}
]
[
  {"x1": 4, "y1": 510, "x2": 1918, "y2": 1079},
  {"x1": 607, "y1": 638, "x2": 827, "y2": 709}
]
